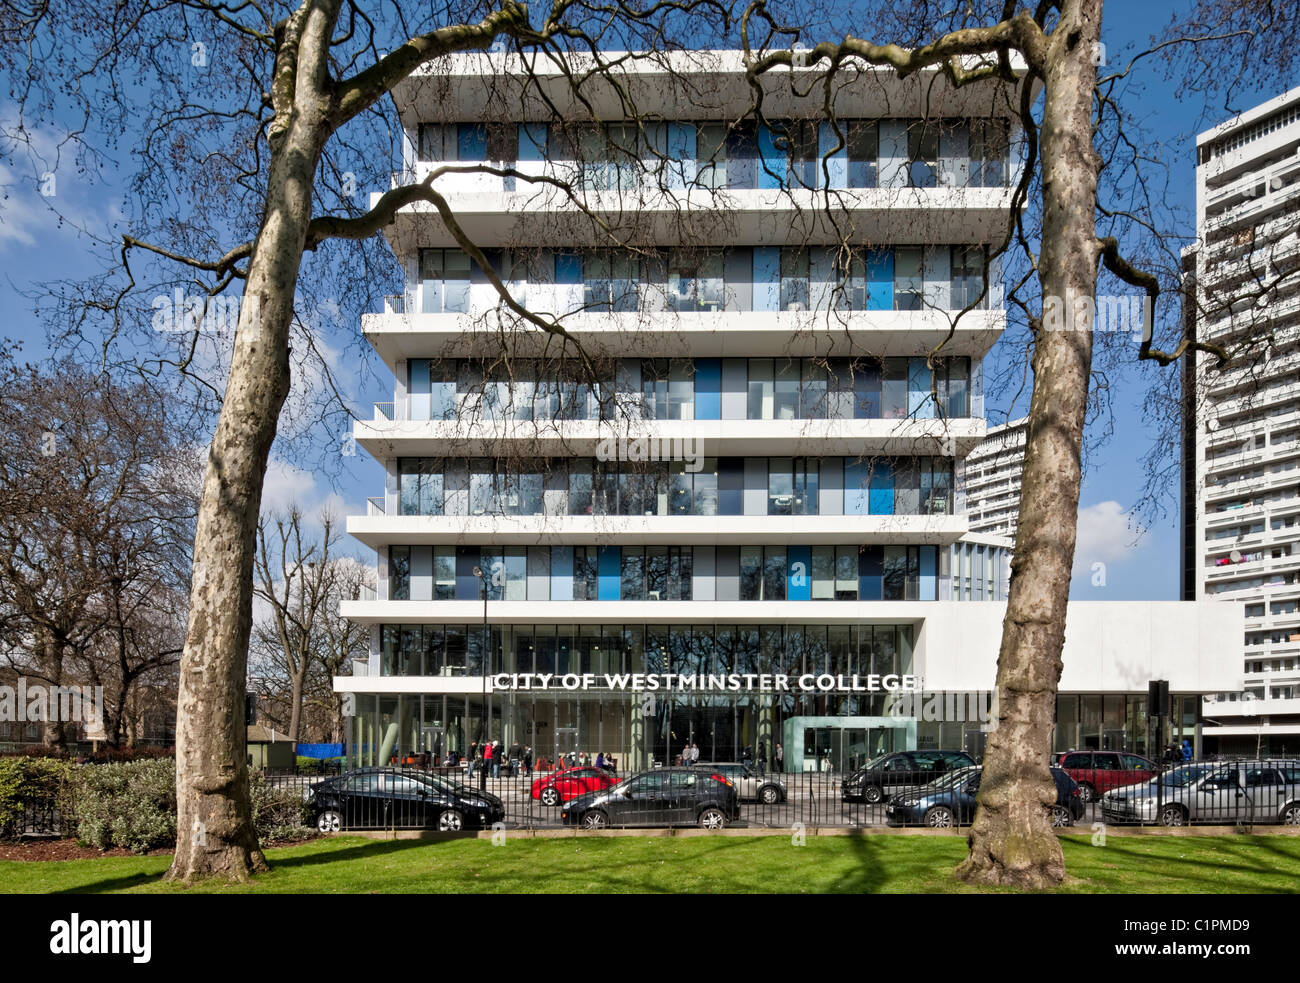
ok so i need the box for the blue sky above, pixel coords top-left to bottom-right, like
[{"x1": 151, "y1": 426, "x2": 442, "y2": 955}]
[{"x1": 0, "y1": 2, "x2": 1290, "y2": 595}]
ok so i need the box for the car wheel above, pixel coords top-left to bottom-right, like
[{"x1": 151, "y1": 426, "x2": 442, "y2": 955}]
[
  {"x1": 698, "y1": 807, "x2": 727, "y2": 830},
  {"x1": 863, "y1": 785, "x2": 883, "y2": 804},
  {"x1": 316, "y1": 809, "x2": 342, "y2": 833},
  {"x1": 1280, "y1": 802, "x2": 1300, "y2": 826},
  {"x1": 580, "y1": 810, "x2": 608, "y2": 830},
  {"x1": 437, "y1": 809, "x2": 464, "y2": 832},
  {"x1": 1049, "y1": 804, "x2": 1073, "y2": 828},
  {"x1": 1158, "y1": 804, "x2": 1187, "y2": 827},
  {"x1": 1077, "y1": 782, "x2": 1096, "y2": 803},
  {"x1": 923, "y1": 806, "x2": 955, "y2": 828},
  {"x1": 540, "y1": 787, "x2": 560, "y2": 806},
  {"x1": 759, "y1": 785, "x2": 781, "y2": 805}
]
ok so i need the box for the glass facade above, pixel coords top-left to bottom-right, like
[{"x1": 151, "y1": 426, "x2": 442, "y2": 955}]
[
  {"x1": 387, "y1": 544, "x2": 942, "y2": 602},
  {"x1": 414, "y1": 117, "x2": 1014, "y2": 191},
  {"x1": 403, "y1": 356, "x2": 973, "y2": 422},
  {"x1": 351, "y1": 622, "x2": 916, "y2": 770},
  {"x1": 396, "y1": 455, "x2": 953, "y2": 518},
  {"x1": 415, "y1": 245, "x2": 990, "y2": 315}
]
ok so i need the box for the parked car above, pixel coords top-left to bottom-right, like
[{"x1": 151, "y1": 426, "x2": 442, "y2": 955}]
[
  {"x1": 531, "y1": 766, "x2": 621, "y2": 806},
  {"x1": 698, "y1": 762, "x2": 787, "y2": 803},
  {"x1": 1055, "y1": 751, "x2": 1158, "y2": 802},
  {"x1": 309, "y1": 767, "x2": 505, "y2": 832},
  {"x1": 841, "y1": 750, "x2": 976, "y2": 804},
  {"x1": 885, "y1": 766, "x2": 1084, "y2": 828},
  {"x1": 560, "y1": 767, "x2": 740, "y2": 830},
  {"x1": 1100, "y1": 760, "x2": 1300, "y2": 826}
]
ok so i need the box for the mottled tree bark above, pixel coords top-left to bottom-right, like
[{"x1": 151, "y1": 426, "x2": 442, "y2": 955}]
[
  {"x1": 165, "y1": 1, "x2": 336, "y2": 883},
  {"x1": 956, "y1": 0, "x2": 1103, "y2": 889}
]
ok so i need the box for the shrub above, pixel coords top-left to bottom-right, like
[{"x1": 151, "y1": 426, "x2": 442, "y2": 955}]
[
  {"x1": 250, "y1": 773, "x2": 315, "y2": 845},
  {"x1": 70, "y1": 758, "x2": 176, "y2": 853}
]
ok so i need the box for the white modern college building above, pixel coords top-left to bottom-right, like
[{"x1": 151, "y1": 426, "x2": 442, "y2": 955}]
[
  {"x1": 1183, "y1": 86, "x2": 1300, "y2": 756},
  {"x1": 337, "y1": 51, "x2": 1241, "y2": 773}
]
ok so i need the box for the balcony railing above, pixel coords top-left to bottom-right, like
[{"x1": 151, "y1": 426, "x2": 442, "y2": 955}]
[
  {"x1": 374, "y1": 402, "x2": 395, "y2": 421},
  {"x1": 367, "y1": 496, "x2": 387, "y2": 516}
]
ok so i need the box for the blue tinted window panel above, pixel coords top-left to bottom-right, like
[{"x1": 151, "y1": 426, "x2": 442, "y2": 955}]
[
  {"x1": 859, "y1": 546, "x2": 883, "y2": 601},
  {"x1": 818, "y1": 122, "x2": 848, "y2": 189},
  {"x1": 869, "y1": 459, "x2": 895, "y2": 515},
  {"x1": 844, "y1": 459, "x2": 868, "y2": 515},
  {"x1": 787, "y1": 545, "x2": 811, "y2": 601},
  {"x1": 667, "y1": 123, "x2": 696, "y2": 188},
  {"x1": 695, "y1": 358, "x2": 721, "y2": 419},
  {"x1": 753, "y1": 247, "x2": 780, "y2": 311},
  {"x1": 550, "y1": 546, "x2": 574, "y2": 601},
  {"x1": 598, "y1": 546, "x2": 621, "y2": 601},
  {"x1": 909, "y1": 357, "x2": 933, "y2": 419},
  {"x1": 866, "y1": 249, "x2": 894, "y2": 310},
  {"x1": 719, "y1": 457, "x2": 744, "y2": 516},
  {"x1": 556, "y1": 251, "x2": 582, "y2": 285},
  {"x1": 519, "y1": 123, "x2": 548, "y2": 162},
  {"x1": 458, "y1": 124, "x2": 487, "y2": 161},
  {"x1": 409, "y1": 358, "x2": 431, "y2": 421},
  {"x1": 920, "y1": 546, "x2": 937, "y2": 600},
  {"x1": 758, "y1": 123, "x2": 784, "y2": 189},
  {"x1": 455, "y1": 547, "x2": 479, "y2": 601}
]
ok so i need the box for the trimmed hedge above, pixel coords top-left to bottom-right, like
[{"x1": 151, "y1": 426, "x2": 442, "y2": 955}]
[
  {"x1": 1, "y1": 757, "x2": 314, "y2": 853},
  {"x1": 294, "y1": 755, "x2": 344, "y2": 775},
  {"x1": 0, "y1": 757, "x2": 73, "y2": 839}
]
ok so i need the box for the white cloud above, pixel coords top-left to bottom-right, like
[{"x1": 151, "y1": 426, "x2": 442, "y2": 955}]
[
  {"x1": 261, "y1": 457, "x2": 352, "y2": 517},
  {"x1": 1072, "y1": 499, "x2": 1142, "y2": 576}
]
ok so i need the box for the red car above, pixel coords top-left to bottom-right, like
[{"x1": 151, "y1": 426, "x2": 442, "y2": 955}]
[
  {"x1": 1055, "y1": 751, "x2": 1157, "y2": 802},
  {"x1": 532, "y1": 767, "x2": 621, "y2": 805}
]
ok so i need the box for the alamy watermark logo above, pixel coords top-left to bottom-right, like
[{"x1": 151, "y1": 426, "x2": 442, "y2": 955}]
[
  {"x1": 1041, "y1": 291, "x2": 1152, "y2": 341},
  {"x1": 595, "y1": 435, "x2": 703, "y2": 472},
  {"x1": 49, "y1": 914, "x2": 151, "y2": 963},
  {"x1": 151, "y1": 288, "x2": 259, "y2": 336},
  {"x1": 887, "y1": 690, "x2": 997, "y2": 725},
  {"x1": 0, "y1": 678, "x2": 104, "y2": 726}
]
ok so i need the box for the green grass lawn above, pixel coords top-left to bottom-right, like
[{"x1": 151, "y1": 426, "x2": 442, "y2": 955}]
[{"x1": 3, "y1": 834, "x2": 1299, "y2": 894}]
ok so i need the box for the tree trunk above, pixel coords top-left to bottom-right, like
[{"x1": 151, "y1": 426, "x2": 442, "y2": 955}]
[
  {"x1": 288, "y1": 671, "x2": 304, "y2": 746},
  {"x1": 956, "y1": 0, "x2": 1102, "y2": 889},
  {"x1": 39, "y1": 630, "x2": 67, "y2": 750},
  {"x1": 165, "y1": 3, "x2": 337, "y2": 883}
]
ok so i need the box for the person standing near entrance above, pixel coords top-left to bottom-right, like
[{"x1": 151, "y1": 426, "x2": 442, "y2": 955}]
[
  {"x1": 757, "y1": 740, "x2": 767, "y2": 776},
  {"x1": 690, "y1": 742, "x2": 700, "y2": 766},
  {"x1": 775, "y1": 743, "x2": 784, "y2": 773},
  {"x1": 483, "y1": 740, "x2": 494, "y2": 779},
  {"x1": 524, "y1": 746, "x2": 533, "y2": 775}
]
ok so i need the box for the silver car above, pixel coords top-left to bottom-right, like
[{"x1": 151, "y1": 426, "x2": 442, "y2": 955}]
[
  {"x1": 699, "y1": 762, "x2": 787, "y2": 804},
  {"x1": 1100, "y1": 760, "x2": 1300, "y2": 826}
]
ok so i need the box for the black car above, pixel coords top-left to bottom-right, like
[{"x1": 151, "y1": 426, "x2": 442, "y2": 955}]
[
  {"x1": 561, "y1": 767, "x2": 741, "y2": 830},
  {"x1": 884, "y1": 766, "x2": 1084, "y2": 828},
  {"x1": 310, "y1": 767, "x2": 505, "y2": 832},
  {"x1": 841, "y1": 750, "x2": 976, "y2": 803}
]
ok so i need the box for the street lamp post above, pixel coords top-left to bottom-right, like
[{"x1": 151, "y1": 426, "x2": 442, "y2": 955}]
[{"x1": 473, "y1": 565, "x2": 489, "y2": 793}]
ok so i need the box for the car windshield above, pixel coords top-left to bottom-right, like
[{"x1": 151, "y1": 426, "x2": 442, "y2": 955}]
[
  {"x1": 1156, "y1": 764, "x2": 1214, "y2": 788},
  {"x1": 922, "y1": 766, "x2": 980, "y2": 790},
  {"x1": 404, "y1": 773, "x2": 470, "y2": 797}
]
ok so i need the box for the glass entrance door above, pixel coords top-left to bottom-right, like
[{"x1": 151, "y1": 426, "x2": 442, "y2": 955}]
[{"x1": 555, "y1": 726, "x2": 579, "y2": 768}]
